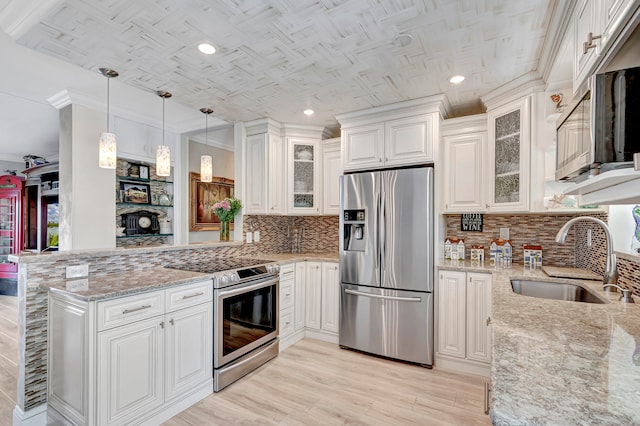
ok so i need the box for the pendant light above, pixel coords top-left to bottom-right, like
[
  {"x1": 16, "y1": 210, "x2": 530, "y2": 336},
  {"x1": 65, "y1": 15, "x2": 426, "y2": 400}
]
[
  {"x1": 98, "y1": 68, "x2": 119, "y2": 169},
  {"x1": 200, "y1": 107, "x2": 214, "y2": 183},
  {"x1": 156, "y1": 90, "x2": 172, "y2": 177}
]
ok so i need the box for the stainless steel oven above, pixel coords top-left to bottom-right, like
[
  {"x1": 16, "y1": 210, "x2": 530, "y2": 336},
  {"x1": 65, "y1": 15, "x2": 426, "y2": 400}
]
[{"x1": 166, "y1": 258, "x2": 280, "y2": 391}]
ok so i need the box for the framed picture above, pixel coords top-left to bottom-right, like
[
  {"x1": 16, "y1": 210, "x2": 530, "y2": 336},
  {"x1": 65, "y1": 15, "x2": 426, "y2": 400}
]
[
  {"x1": 120, "y1": 181, "x2": 151, "y2": 204},
  {"x1": 139, "y1": 165, "x2": 149, "y2": 180},
  {"x1": 189, "y1": 172, "x2": 235, "y2": 231}
]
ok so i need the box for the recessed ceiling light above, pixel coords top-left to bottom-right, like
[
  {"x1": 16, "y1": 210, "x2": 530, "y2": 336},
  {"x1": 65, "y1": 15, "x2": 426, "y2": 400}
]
[
  {"x1": 198, "y1": 43, "x2": 216, "y2": 55},
  {"x1": 449, "y1": 75, "x2": 465, "y2": 84},
  {"x1": 393, "y1": 34, "x2": 413, "y2": 48},
  {"x1": 303, "y1": 109, "x2": 314, "y2": 116}
]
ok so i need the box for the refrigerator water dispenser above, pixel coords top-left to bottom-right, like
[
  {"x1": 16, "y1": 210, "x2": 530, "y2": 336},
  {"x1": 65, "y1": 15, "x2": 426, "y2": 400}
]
[{"x1": 343, "y1": 209, "x2": 366, "y2": 252}]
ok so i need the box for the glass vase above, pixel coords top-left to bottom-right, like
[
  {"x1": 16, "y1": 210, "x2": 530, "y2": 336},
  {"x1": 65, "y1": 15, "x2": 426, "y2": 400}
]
[{"x1": 220, "y1": 220, "x2": 230, "y2": 242}]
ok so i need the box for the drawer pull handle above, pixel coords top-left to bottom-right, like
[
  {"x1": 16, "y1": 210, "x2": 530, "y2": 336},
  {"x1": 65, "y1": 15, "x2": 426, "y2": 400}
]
[
  {"x1": 285, "y1": 293, "x2": 291, "y2": 297},
  {"x1": 123, "y1": 304, "x2": 152, "y2": 314},
  {"x1": 484, "y1": 382, "x2": 491, "y2": 415},
  {"x1": 285, "y1": 321, "x2": 290, "y2": 325},
  {"x1": 282, "y1": 271, "x2": 294, "y2": 276},
  {"x1": 182, "y1": 292, "x2": 205, "y2": 300}
]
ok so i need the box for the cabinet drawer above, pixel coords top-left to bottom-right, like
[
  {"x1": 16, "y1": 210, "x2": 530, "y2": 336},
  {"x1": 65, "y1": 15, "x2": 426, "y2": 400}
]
[
  {"x1": 165, "y1": 280, "x2": 213, "y2": 312},
  {"x1": 279, "y1": 307, "x2": 294, "y2": 338},
  {"x1": 97, "y1": 291, "x2": 164, "y2": 332},
  {"x1": 279, "y1": 264, "x2": 295, "y2": 279},
  {"x1": 280, "y1": 279, "x2": 294, "y2": 310}
]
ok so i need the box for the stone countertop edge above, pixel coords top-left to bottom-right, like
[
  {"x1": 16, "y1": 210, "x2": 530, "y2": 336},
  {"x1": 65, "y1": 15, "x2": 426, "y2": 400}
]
[
  {"x1": 40, "y1": 253, "x2": 339, "y2": 302},
  {"x1": 438, "y1": 260, "x2": 640, "y2": 425}
]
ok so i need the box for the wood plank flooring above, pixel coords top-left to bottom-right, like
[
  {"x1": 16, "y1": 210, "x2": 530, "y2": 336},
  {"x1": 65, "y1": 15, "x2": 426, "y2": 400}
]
[
  {"x1": 165, "y1": 339, "x2": 491, "y2": 426},
  {"x1": 0, "y1": 294, "x2": 490, "y2": 425},
  {"x1": 0, "y1": 295, "x2": 18, "y2": 425}
]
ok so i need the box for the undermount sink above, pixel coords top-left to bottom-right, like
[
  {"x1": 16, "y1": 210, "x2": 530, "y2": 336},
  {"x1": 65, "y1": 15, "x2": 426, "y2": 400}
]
[{"x1": 510, "y1": 279, "x2": 608, "y2": 304}]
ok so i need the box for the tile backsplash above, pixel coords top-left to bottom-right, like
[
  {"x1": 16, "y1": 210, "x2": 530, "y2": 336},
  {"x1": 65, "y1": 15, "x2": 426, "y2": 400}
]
[{"x1": 244, "y1": 215, "x2": 339, "y2": 254}]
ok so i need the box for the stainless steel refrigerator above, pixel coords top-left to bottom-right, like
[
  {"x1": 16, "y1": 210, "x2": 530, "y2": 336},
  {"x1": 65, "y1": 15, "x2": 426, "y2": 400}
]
[{"x1": 339, "y1": 166, "x2": 434, "y2": 366}]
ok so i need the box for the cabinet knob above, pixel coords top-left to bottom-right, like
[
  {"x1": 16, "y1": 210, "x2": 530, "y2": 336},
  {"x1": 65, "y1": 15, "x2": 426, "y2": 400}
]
[
  {"x1": 169, "y1": 318, "x2": 174, "y2": 326},
  {"x1": 160, "y1": 321, "x2": 165, "y2": 329},
  {"x1": 445, "y1": 204, "x2": 448, "y2": 209},
  {"x1": 583, "y1": 32, "x2": 601, "y2": 54},
  {"x1": 271, "y1": 206, "x2": 274, "y2": 210},
  {"x1": 486, "y1": 317, "x2": 492, "y2": 326},
  {"x1": 486, "y1": 204, "x2": 490, "y2": 208},
  {"x1": 378, "y1": 158, "x2": 382, "y2": 162}
]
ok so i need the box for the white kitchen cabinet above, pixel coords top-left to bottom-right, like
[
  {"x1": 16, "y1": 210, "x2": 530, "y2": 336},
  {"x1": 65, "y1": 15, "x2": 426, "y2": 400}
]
[
  {"x1": 342, "y1": 123, "x2": 385, "y2": 170},
  {"x1": 320, "y1": 262, "x2": 340, "y2": 334},
  {"x1": 487, "y1": 96, "x2": 531, "y2": 212},
  {"x1": 245, "y1": 132, "x2": 284, "y2": 214},
  {"x1": 98, "y1": 316, "x2": 164, "y2": 425},
  {"x1": 304, "y1": 261, "x2": 322, "y2": 330},
  {"x1": 294, "y1": 262, "x2": 306, "y2": 331},
  {"x1": 437, "y1": 270, "x2": 492, "y2": 376},
  {"x1": 572, "y1": 0, "x2": 637, "y2": 91},
  {"x1": 48, "y1": 280, "x2": 213, "y2": 426},
  {"x1": 442, "y1": 116, "x2": 487, "y2": 213},
  {"x1": 114, "y1": 116, "x2": 176, "y2": 165},
  {"x1": 287, "y1": 137, "x2": 322, "y2": 214},
  {"x1": 341, "y1": 114, "x2": 435, "y2": 171},
  {"x1": 322, "y1": 138, "x2": 342, "y2": 215}
]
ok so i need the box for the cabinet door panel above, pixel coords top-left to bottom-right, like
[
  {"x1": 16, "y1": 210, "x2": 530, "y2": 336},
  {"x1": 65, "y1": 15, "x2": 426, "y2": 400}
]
[
  {"x1": 437, "y1": 271, "x2": 466, "y2": 358},
  {"x1": 245, "y1": 134, "x2": 268, "y2": 214},
  {"x1": 443, "y1": 133, "x2": 486, "y2": 212},
  {"x1": 385, "y1": 115, "x2": 433, "y2": 166},
  {"x1": 304, "y1": 262, "x2": 322, "y2": 330},
  {"x1": 342, "y1": 124, "x2": 384, "y2": 171},
  {"x1": 268, "y1": 134, "x2": 284, "y2": 214},
  {"x1": 466, "y1": 273, "x2": 492, "y2": 364},
  {"x1": 294, "y1": 262, "x2": 306, "y2": 331},
  {"x1": 322, "y1": 144, "x2": 342, "y2": 215},
  {"x1": 321, "y1": 262, "x2": 340, "y2": 333},
  {"x1": 165, "y1": 303, "x2": 213, "y2": 401},
  {"x1": 98, "y1": 317, "x2": 164, "y2": 425}
]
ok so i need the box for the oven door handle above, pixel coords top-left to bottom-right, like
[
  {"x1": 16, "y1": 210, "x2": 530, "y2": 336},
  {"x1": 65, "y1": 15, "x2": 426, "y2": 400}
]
[
  {"x1": 217, "y1": 276, "x2": 279, "y2": 298},
  {"x1": 345, "y1": 289, "x2": 422, "y2": 302}
]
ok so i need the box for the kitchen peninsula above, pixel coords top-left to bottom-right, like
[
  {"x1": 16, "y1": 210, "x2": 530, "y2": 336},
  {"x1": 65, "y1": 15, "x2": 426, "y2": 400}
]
[{"x1": 439, "y1": 260, "x2": 640, "y2": 425}]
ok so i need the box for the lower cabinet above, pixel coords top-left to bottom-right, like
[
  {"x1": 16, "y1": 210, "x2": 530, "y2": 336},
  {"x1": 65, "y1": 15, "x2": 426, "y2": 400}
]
[
  {"x1": 279, "y1": 260, "x2": 339, "y2": 350},
  {"x1": 437, "y1": 270, "x2": 492, "y2": 376},
  {"x1": 48, "y1": 280, "x2": 213, "y2": 426}
]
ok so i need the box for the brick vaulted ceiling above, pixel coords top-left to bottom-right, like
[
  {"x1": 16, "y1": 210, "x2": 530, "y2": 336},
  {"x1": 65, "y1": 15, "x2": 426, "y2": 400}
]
[{"x1": 9, "y1": 0, "x2": 554, "y2": 129}]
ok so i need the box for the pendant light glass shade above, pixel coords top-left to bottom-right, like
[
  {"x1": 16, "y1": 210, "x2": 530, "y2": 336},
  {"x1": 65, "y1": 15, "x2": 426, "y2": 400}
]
[
  {"x1": 199, "y1": 107, "x2": 214, "y2": 182},
  {"x1": 156, "y1": 91, "x2": 172, "y2": 177},
  {"x1": 200, "y1": 155, "x2": 213, "y2": 182},
  {"x1": 99, "y1": 132, "x2": 117, "y2": 168},
  {"x1": 98, "y1": 68, "x2": 119, "y2": 169},
  {"x1": 156, "y1": 145, "x2": 171, "y2": 176}
]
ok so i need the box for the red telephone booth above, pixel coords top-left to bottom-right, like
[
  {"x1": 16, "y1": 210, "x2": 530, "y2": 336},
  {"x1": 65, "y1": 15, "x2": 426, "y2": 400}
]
[{"x1": 0, "y1": 175, "x2": 24, "y2": 279}]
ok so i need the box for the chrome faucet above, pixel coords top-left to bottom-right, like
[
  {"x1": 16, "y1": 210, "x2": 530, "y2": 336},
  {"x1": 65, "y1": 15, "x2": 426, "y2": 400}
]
[{"x1": 555, "y1": 217, "x2": 618, "y2": 291}]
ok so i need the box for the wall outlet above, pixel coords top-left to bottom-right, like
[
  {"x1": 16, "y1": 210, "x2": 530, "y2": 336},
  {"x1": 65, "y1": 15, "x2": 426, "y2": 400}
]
[
  {"x1": 246, "y1": 232, "x2": 253, "y2": 243},
  {"x1": 500, "y1": 227, "x2": 510, "y2": 240},
  {"x1": 66, "y1": 264, "x2": 89, "y2": 279},
  {"x1": 254, "y1": 231, "x2": 260, "y2": 242}
]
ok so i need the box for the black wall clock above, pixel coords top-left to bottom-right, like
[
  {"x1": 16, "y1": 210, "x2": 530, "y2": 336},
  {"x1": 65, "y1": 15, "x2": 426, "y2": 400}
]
[{"x1": 121, "y1": 210, "x2": 160, "y2": 235}]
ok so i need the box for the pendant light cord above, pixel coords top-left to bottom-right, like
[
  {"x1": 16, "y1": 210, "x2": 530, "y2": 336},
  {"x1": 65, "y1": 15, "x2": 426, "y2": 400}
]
[
  {"x1": 205, "y1": 113, "x2": 208, "y2": 146},
  {"x1": 162, "y1": 97, "x2": 165, "y2": 146},
  {"x1": 106, "y1": 77, "x2": 110, "y2": 132}
]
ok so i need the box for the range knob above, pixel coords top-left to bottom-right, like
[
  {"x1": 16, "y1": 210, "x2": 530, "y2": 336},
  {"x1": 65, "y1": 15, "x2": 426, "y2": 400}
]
[
  {"x1": 220, "y1": 275, "x2": 230, "y2": 286},
  {"x1": 230, "y1": 274, "x2": 240, "y2": 282},
  {"x1": 267, "y1": 264, "x2": 280, "y2": 273}
]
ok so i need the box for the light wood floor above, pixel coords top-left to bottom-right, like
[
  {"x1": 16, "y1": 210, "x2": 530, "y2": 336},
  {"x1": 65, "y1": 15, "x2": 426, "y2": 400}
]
[
  {"x1": 0, "y1": 295, "x2": 490, "y2": 425},
  {"x1": 165, "y1": 339, "x2": 491, "y2": 426},
  {"x1": 0, "y1": 295, "x2": 18, "y2": 425}
]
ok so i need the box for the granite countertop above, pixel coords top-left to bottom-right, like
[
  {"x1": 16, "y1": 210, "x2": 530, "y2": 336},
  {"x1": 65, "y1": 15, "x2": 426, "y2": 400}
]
[
  {"x1": 438, "y1": 260, "x2": 640, "y2": 425},
  {"x1": 41, "y1": 253, "x2": 338, "y2": 302}
]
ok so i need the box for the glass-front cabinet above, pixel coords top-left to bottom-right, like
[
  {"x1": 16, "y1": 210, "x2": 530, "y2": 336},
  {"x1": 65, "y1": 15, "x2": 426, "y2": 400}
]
[
  {"x1": 487, "y1": 97, "x2": 530, "y2": 212},
  {"x1": 0, "y1": 175, "x2": 24, "y2": 279},
  {"x1": 287, "y1": 138, "x2": 321, "y2": 214}
]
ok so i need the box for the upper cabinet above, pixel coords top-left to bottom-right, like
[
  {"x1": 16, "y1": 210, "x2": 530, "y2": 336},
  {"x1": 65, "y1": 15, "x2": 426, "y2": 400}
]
[
  {"x1": 337, "y1": 96, "x2": 444, "y2": 172},
  {"x1": 487, "y1": 97, "x2": 531, "y2": 212},
  {"x1": 245, "y1": 132, "x2": 284, "y2": 214},
  {"x1": 442, "y1": 116, "x2": 487, "y2": 213},
  {"x1": 287, "y1": 137, "x2": 322, "y2": 215},
  {"x1": 573, "y1": 0, "x2": 638, "y2": 91},
  {"x1": 322, "y1": 138, "x2": 342, "y2": 215}
]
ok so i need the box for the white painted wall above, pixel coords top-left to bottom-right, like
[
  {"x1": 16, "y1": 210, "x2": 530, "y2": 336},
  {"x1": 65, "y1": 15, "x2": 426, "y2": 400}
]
[
  {"x1": 0, "y1": 159, "x2": 25, "y2": 176},
  {"x1": 59, "y1": 104, "x2": 116, "y2": 250}
]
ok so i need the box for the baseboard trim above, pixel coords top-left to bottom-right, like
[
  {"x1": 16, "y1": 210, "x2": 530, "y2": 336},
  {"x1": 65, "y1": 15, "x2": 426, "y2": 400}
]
[
  {"x1": 279, "y1": 329, "x2": 305, "y2": 351},
  {"x1": 434, "y1": 355, "x2": 490, "y2": 377},
  {"x1": 137, "y1": 379, "x2": 213, "y2": 426},
  {"x1": 304, "y1": 329, "x2": 339, "y2": 344},
  {"x1": 13, "y1": 404, "x2": 48, "y2": 426}
]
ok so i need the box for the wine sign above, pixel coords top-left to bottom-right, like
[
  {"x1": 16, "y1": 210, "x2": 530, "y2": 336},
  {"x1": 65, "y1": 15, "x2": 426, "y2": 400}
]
[{"x1": 461, "y1": 213, "x2": 483, "y2": 232}]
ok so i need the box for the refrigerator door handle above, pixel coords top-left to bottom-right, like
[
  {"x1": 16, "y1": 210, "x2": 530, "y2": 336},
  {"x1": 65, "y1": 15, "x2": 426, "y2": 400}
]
[
  {"x1": 380, "y1": 189, "x2": 385, "y2": 280},
  {"x1": 345, "y1": 289, "x2": 422, "y2": 302}
]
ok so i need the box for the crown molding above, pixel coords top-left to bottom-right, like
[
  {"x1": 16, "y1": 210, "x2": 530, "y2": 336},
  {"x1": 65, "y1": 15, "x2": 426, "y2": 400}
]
[
  {"x1": 187, "y1": 134, "x2": 234, "y2": 152},
  {"x1": 537, "y1": 0, "x2": 578, "y2": 84},
  {"x1": 335, "y1": 94, "x2": 449, "y2": 127},
  {"x1": 47, "y1": 89, "x2": 227, "y2": 134},
  {"x1": 0, "y1": 0, "x2": 61, "y2": 39},
  {"x1": 481, "y1": 72, "x2": 546, "y2": 110}
]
